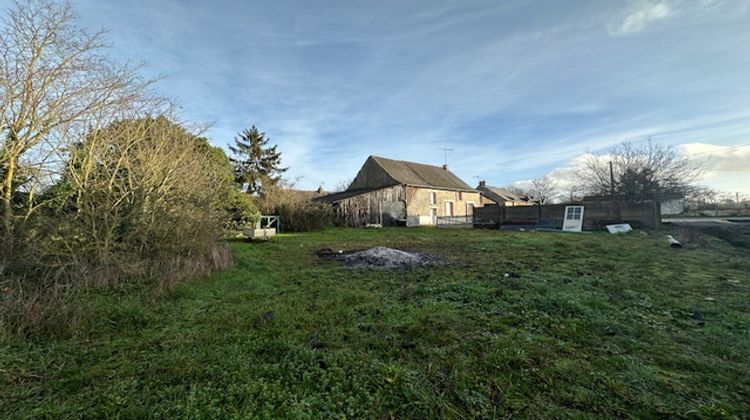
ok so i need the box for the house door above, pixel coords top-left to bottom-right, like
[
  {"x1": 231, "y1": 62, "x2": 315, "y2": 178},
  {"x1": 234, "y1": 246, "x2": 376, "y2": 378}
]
[
  {"x1": 429, "y1": 208, "x2": 437, "y2": 225},
  {"x1": 445, "y1": 201, "x2": 454, "y2": 217},
  {"x1": 562, "y1": 205, "x2": 584, "y2": 232}
]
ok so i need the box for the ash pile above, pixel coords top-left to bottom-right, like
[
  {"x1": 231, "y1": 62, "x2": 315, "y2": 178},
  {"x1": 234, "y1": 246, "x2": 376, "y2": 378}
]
[{"x1": 318, "y1": 246, "x2": 428, "y2": 269}]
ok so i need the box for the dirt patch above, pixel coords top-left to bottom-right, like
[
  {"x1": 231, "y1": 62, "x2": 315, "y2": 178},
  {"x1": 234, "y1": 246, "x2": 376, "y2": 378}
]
[
  {"x1": 671, "y1": 223, "x2": 750, "y2": 249},
  {"x1": 317, "y1": 246, "x2": 431, "y2": 268}
]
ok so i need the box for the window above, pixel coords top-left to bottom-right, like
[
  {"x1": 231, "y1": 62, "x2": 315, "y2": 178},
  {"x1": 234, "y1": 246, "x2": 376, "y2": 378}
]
[
  {"x1": 458, "y1": 191, "x2": 463, "y2": 201},
  {"x1": 430, "y1": 192, "x2": 437, "y2": 205},
  {"x1": 565, "y1": 206, "x2": 583, "y2": 220}
]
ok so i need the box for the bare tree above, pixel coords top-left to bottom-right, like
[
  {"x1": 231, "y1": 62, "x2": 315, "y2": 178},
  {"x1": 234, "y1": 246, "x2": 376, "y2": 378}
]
[
  {"x1": 578, "y1": 141, "x2": 703, "y2": 201},
  {"x1": 529, "y1": 176, "x2": 557, "y2": 204},
  {"x1": 333, "y1": 178, "x2": 352, "y2": 192},
  {"x1": 0, "y1": 0, "x2": 153, "y2": 237},
  {"x1": 560, "y1": 182, "x2": 585, "y2": 203},
  {"x1": 504, "y1": 184, "x2": 530, "y2": 198}
]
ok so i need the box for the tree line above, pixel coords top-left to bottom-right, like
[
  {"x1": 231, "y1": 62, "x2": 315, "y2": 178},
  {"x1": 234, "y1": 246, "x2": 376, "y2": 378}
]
[{"x1": 506, "y1": 141, "x2": 705, "y2": 204}]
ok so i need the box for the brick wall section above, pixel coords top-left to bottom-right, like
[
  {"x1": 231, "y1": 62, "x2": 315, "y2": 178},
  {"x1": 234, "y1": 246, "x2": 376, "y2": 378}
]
[
  {"x1": 406, "y1": 186, "x2": 482, "y2": 218},
  {"x1": 474, "y1": 201, "x2": 660, "y2": 230}
]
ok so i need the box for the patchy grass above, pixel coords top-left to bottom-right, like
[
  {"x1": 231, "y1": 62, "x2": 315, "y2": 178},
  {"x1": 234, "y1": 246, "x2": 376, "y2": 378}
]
[{"x1": 1, "y1": 228, "x2": 749, "y2": 417}]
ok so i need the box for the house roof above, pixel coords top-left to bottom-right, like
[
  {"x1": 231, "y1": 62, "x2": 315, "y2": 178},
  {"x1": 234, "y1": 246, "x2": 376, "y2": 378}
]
[
  {"x1": 477, "y1": 184, "x2": 530, "y2": 203},
  {"x1": 313, "y1": 156, "x2": 476, "y2": 204},
  {"x1": 285, "y1": 188, "x2": 326, "y2": 201},
  {"x1": 350, "y1": 155, "x2": 475, "y2": 191},
  {"x1": 313, "y1": 187, "x2": 383, "y2": 204}
]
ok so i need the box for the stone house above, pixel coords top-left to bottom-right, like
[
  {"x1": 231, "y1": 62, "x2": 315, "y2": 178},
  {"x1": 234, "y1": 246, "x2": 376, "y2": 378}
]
[{"x1": 315, "y1": 156, "x2": 482, "y2": 227}]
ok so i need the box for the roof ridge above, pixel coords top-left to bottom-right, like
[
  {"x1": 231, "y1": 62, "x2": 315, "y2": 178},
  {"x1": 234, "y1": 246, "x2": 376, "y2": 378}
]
[{"x1": 371, "y1": 155, "x2": 444, "y2": 170}]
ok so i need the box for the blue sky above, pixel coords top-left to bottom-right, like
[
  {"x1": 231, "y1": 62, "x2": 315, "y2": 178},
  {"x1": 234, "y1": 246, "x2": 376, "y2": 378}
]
[{"x1": 69, "y1": 0, "x2": 750, "y2": 193}]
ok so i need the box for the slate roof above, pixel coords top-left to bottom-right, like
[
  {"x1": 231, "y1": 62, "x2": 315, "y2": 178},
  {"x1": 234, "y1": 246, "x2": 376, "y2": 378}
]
[{"x1": 366, "y1": 156, "x2": 475, "y2": 191}]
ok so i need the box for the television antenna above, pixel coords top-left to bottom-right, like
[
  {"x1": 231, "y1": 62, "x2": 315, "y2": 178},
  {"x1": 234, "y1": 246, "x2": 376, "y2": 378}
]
[{"x1": 438, "y1": 148, "x2": 454, "y2": 166}]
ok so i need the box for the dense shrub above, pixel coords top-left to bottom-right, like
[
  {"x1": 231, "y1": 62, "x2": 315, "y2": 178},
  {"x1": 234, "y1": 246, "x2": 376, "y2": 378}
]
[
  {"x1": 1, "y1": 117, "x2": 242, "y2": 335},
  {"x1": 255, "y1": 186, "x2": 333, "y2": 232},
  {"x1": 275, "y1": 201, "x2": 334, "y2": 232}
]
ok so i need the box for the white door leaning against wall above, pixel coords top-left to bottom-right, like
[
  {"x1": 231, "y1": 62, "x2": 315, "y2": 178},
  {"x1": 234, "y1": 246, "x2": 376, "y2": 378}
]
[{"x1": 562, "y1": 206, "x2": 584, "y2": 232}]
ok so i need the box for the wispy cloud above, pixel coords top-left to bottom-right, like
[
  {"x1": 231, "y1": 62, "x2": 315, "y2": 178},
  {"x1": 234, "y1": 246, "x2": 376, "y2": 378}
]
[
  {"x1": 71, "y1": 0, "x2": 750, "y2": 192},
  {"x1": 610, "y1": 1, "x2": 672, "y2": 35}
]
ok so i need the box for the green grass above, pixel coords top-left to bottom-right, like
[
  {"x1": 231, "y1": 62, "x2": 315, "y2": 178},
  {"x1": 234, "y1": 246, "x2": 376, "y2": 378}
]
[{"x1": 2, "y1": 228, "x2": 749, "y2": 418}]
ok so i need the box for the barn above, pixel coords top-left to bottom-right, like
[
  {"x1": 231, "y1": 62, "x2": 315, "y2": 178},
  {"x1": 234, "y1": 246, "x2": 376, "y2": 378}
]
[{"x1": 314, "y1": 156, "x2": 483, "y2": 227}]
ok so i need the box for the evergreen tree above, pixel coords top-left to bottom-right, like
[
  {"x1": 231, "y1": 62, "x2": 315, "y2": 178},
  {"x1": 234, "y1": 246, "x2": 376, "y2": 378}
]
[{"x1": 229, "y1": 126, "x2": 288, "y2": 194}]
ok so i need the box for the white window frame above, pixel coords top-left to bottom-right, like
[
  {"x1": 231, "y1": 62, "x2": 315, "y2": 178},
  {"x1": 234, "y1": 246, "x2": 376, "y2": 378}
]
[{"x1": 430, "y1": 191, "x2": 437, "y2": 205}]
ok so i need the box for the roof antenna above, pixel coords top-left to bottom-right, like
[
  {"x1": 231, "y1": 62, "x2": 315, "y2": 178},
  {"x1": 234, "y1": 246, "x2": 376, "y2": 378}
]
[{"x1": 438, "y1": 148, "x2": 453, "y2": 166}]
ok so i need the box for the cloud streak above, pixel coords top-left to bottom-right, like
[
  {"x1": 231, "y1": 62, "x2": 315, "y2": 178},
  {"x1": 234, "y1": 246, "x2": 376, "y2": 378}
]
[
  {"x1": 610, "y1": 1, "x2": 672, "y2": 35},
  {"x1": 71, "y1": 0, "x2": 750, "y2": 192}
]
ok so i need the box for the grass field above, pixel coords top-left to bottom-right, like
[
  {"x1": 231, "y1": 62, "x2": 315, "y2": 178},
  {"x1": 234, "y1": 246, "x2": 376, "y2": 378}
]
[{"x1": 1, "y1": 228, "x2": 749, "y2": 417}]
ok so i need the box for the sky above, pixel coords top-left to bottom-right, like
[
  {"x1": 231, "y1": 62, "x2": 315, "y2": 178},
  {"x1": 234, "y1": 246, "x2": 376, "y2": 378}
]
[{"x1": 64, "y1": 0, "x2": 750, "y2": 194}]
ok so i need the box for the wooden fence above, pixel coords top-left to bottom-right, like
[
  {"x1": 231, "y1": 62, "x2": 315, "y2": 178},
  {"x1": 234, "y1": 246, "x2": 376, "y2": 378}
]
[{"x1": 473, "y1": 201, "x2": 660, "y2": 230}]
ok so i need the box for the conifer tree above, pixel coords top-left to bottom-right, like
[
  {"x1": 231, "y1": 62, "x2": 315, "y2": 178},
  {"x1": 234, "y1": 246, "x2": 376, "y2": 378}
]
[{"x1": 229, "y1": 126, "x2": 288, "y2": 194}]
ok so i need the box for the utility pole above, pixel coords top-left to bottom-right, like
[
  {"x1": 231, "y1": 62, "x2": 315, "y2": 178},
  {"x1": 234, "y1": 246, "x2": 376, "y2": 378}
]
[{"x1": 609, "y1": 161, "x2": 615, "y2": 197}]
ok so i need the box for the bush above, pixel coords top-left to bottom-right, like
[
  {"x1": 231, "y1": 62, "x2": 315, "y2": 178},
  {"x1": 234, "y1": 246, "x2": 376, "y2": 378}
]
[
  {"x1": 1, "y1": 117, "x2": 239, "y2": 336},
  {"x1": 225, "y1": 188, "x2": 261, "y2": 233},
  {"x1": 255, "y1": 186, "x2": 333, "y2": 232},
  {"x1": 275, "y1": 201, "x2": 334, "y2": 232}
]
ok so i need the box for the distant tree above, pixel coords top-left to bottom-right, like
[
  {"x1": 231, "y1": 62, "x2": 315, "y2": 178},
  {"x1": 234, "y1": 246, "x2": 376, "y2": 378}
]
[
  {"x1": 529, "y1": 176, "x2": 557, "y2": 204},
  {"x1": 333, "y1": 178, "x2": 353, "y2": 192},
  {"x1": 505, "y1": 185, "x2": 530, "y2": 198},
  {"x1": 561, "y1": 182, "x2": 586, "y2": 203},
  {"x1": 229, "y1": 126, "x2": 288, "y2": 195},
  {"x1": 578, "y1": 141, "x2": 703, "y2": 201}
]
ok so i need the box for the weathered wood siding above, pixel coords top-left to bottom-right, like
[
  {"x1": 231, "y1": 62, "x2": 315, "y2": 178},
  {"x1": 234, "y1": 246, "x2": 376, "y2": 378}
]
[{"x1": 333, "y1": 185, "x2": 406, "y2": 227}]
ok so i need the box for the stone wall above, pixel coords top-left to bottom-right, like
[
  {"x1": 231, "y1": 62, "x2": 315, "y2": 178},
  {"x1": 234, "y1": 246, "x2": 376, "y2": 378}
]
[
  {"x1": 406, "y1": 186, "x2": 482, "y2": 224},
  {"x1": 333, "y1": 185, "x2": 485, "y2": 227}
]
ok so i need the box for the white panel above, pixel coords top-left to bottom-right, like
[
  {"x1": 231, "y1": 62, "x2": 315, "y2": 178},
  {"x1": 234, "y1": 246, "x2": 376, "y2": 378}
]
[{"x1": 562, "y1": 206, "x2": 584, "y2": 232}]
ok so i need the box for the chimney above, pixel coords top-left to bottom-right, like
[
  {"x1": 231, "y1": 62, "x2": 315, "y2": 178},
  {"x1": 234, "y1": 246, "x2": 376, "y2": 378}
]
[
  {"x1": 478, "y1": 180, "x2": 486, "y2": 187},
  {"x1": 442, "y1": 164, "x2": 448, "y2": 170}
]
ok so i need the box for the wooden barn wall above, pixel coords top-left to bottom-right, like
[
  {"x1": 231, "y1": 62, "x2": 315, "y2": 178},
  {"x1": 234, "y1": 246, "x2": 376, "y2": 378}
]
[{"x1": 333, "y1": 185, "x2": 406, "y2": 227}]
